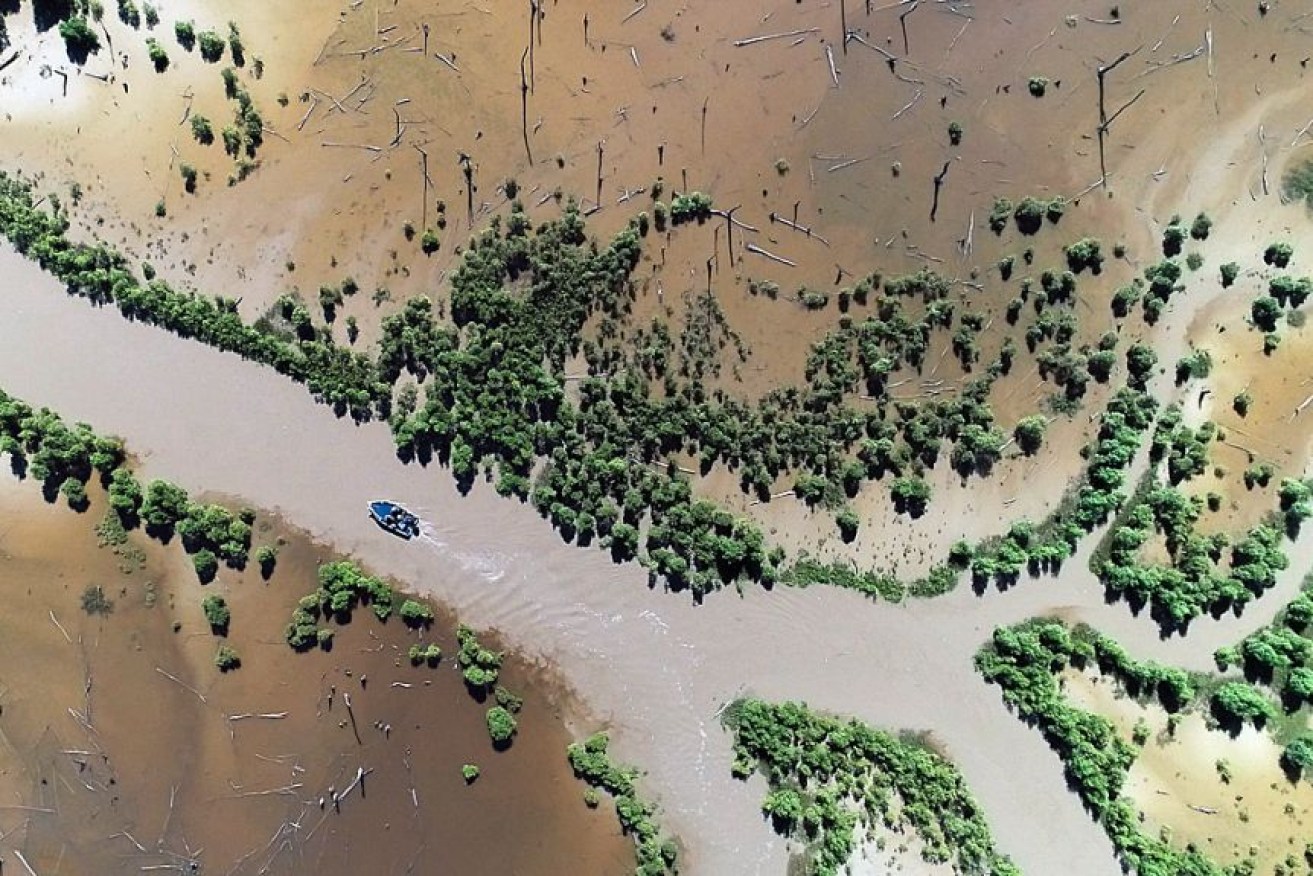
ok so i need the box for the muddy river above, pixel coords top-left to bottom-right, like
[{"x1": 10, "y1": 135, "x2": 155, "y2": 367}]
[
  {"x1": 3, "y1": 237, "x2": 1313, "y2": 875},
  {"x1": 6, "y1": 0, "x2": 1313, "y2": 870}
]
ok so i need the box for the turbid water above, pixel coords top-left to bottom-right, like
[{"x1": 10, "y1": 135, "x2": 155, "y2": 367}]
[
  {"x1": 5, "y1": 236, "x2": 1313, "y2": 874},
  {"x1": 0, "y1": 475, "x2": 634, "y2": 874},
  {"x1": 7, "y1": 0, "x2": 1313, "y2": 869}
]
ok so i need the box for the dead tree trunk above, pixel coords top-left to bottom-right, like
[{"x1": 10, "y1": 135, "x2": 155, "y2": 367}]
[
  {"x1": 528, "y1": 2, "x2": 536, "y2": 93},
  {"x1": 1095, "y1": 49, "x2": 1138, "y2": 189},
  {"x1": 899, "y1": 1, "x2": 918, "y2": 55},
  {"x1": 701, "y1": 97, "x2": 709, "y2": 155},
  {"x1": 520, "y1": 48, "x2": 534, "y2": 165},
  {"x1": 930, "y1": 160, "x2": 950, "y2": 222},
  {"x1": 415, "y1": 145, "x2": 432, "y2": 229},
  {"x1": 460, "y1": 152, "x2": 475, "y2": 227}
]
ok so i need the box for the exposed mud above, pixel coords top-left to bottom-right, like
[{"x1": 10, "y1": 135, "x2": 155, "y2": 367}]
[{"x1": 0, "y1": 475, "x2": 633, "y2": 874}]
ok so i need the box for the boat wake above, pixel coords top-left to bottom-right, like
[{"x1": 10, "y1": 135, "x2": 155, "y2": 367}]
[{"x1": 412, "y1": 520, "x2": 507, "y2": 583}]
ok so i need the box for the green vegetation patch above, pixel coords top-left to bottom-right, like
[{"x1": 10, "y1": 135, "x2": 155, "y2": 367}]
[
  {"x1": 567, "y1": 732, "x2": 680, "y2": 876},
  {"x1": 977, "y1": 614, "x2": 1313, "y2": 875},
  {"x1": 725, "y1": 699, "x2": 1018, "y2": 876}
]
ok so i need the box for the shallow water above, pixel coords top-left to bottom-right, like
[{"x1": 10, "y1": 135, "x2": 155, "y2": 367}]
[
  {"x1": 8, "y1": 242, "x2": 1313, "y2": 874},
  {"x1": 7, "y1": 0, "x2": 1313, "y2": 870},
  {"x1": 0, "y1": 473, "x2": 634, "y2": 875}
]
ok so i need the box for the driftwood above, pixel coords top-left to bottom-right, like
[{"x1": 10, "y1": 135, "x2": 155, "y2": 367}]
[
  {"x1": 711, "y1": 208, "x2": 759, "y2": 233},
  {"x1": 827, "y1": 156, "x2": 869, "y2": 173},
  {"x1": 769, "y1": 212, "x2": 831, "y2": 246},
  {"x1": 50, "y1": 610, "x2": 72, "y2": 643},
  {"x1": 322, "y1": 142, "x2": 383, "y2": 153},
  {"x1": 156, "y1": 667, "x2": 206, "y2": 704},
  {"x1": 891, "y1": 89, "x2": 923, "y2": 121},
  {"x1": 746, "y1": 243, "x2": 797, "y2": 267},
  {"x1": 733, "y1": 28, "x2": 820, "y2": 48},
  {"x1": 14, "y1": 849, "x2": 39, "y2": 876},
  {"x1": 296, "y1": 96, "x2": 319, "y2": 132}
]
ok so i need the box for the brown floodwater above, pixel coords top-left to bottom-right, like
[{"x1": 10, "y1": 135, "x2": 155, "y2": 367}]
[
  {"x1": 1064, "y1": 670, "x2": 1313, "y2": 873},
  {"x1": 7, "y1": 0, "x2": 1313, "y2": 578},
  {"x1": 0, "y1": 475, "x2": 633, "y2": 874},
  {"x1": 9, "y1": 240, "x2": 1313, "y2": 875},
  {"x1": 7, "y1": 0, "x2": 1313, "y2": 872}
]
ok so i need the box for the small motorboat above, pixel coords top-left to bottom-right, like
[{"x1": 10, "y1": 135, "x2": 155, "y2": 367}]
[{"x1": 368, "y1": 500, "x2": 421, "y2": 540}]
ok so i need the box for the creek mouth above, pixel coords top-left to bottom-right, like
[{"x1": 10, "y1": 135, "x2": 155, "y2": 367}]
[{"x1": 0, "y1": 473, "x2": 633, "y2": 874}]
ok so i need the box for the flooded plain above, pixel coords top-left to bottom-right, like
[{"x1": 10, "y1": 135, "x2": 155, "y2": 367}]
[
  {"x1": 6, "y1": 243, "x2": 1313, "y2": 874},
  {"x1": 0, "y1": 473, "x2": 632, "y2": 874},
  {"x1": 6, "y1": 0, "x2": 1313, "y2": 872}
]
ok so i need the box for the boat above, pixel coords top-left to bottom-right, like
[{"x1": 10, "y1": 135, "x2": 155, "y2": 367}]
[{"x1": 368, "y1": 500, "x2": 421, "y2": 540}]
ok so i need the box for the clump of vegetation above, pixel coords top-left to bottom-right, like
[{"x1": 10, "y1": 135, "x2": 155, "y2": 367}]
[
  {"x1": 1281, "y1": 157, "x2": 1313, "y2": 209},
  {"x1": 1013, "y1": 415, "x2": 1047, "y2": 455},
  {"x1": 461, "y1": 763, "x2": 480, "y2": 783},
  {"x1": 1064, "y1": 238, "x2": 1104, "y2": 274},
  {"x1": 976, "y1": 621, "x2": 1220, "y2": 874},
  {"x1": 81, "y1": 584, "x2": 114, "y2": 616},
  {"x1": 312, "y1": 560, "x2": 394, "y2": 621},
  {"x1": 408, "y1": 642, "x2": 442, "y2": 666},
  {"x1": 948, "y1": 121, "x2": 963, "y2": 145},
  {"x1": 201, "y1": 594, "x2": 230, "y2": 633},
  {"x1": 214, "y1": 644, "x2": 241, "y2": 671},
  {"x1": 1174, "y1": 347, "x2": 1212, "y2": 384},
  {"x1": 988, "y1": 197, "x2": 1012, "y2": 234},
  {"x1": 567, "y1": 733, "x2": 680, "y2": 875},
  {"x1": 457, "y1": 624, "x2": 502, "y2": 690},
  {"x1": 1161, "y1": 221, "x2": 1186, "y2": 257},
  {"x1": 146, "y1": 37, "x2": 168, "y2": 71},
  {"x1": 727, "y1": 699, "x2": 1018, "y2": 876},
  {"x1": 174, "y1": 19, "x2": 196, "y2": 51},
  {"x1": 669, "y1": 191, "x2": 712, "y2": 225},
  {"x1": 485, "y1": 705, "x2": 518, "y2": 746},
  {"x1": 1027, "y1": 76, "x2": 1048, "y2": 97},
  {"x1": 1265, "y1": 241, "x2": 1294, "y2": 269},
  {"x1": 1190, "y1": 212, "x2": 1212, "y2": 240},
  {"x1": 197, "y1": 29, "x2": 225, "y2": 62},
  {"x1": 1012, "y1": 196, "x2": 1063, "y2": 235},
  {"x1": 1219, "y1": 261, "x2": 1239, "y2": 288},
  {"x1": 190, "y1": 114, "x2": 212, "y2": 144},
  {"x1": 255, "y1": 544, "x2": 277, "y2": 578},
  {"x1": 420, "y1": 229, "x2": 440, "y2": 254},
  {"x1": 227, "y1": 21, "x2": 245, "y2": 67},
  {"x1": 117, "y1": 0, "x2": 140, "y2": 28},
  {"x1": 192, "y1": 548, "x2": 219, "y2": 582},
  {"x1": 179, "y1": 163, "x2": 198, "y2": 194},
  {"x1": 399, "y1": 598, "x2": 434, "y2": 627},
  {"x1": 58, "y1": 17, "x2": 101, "y2": 62}
]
